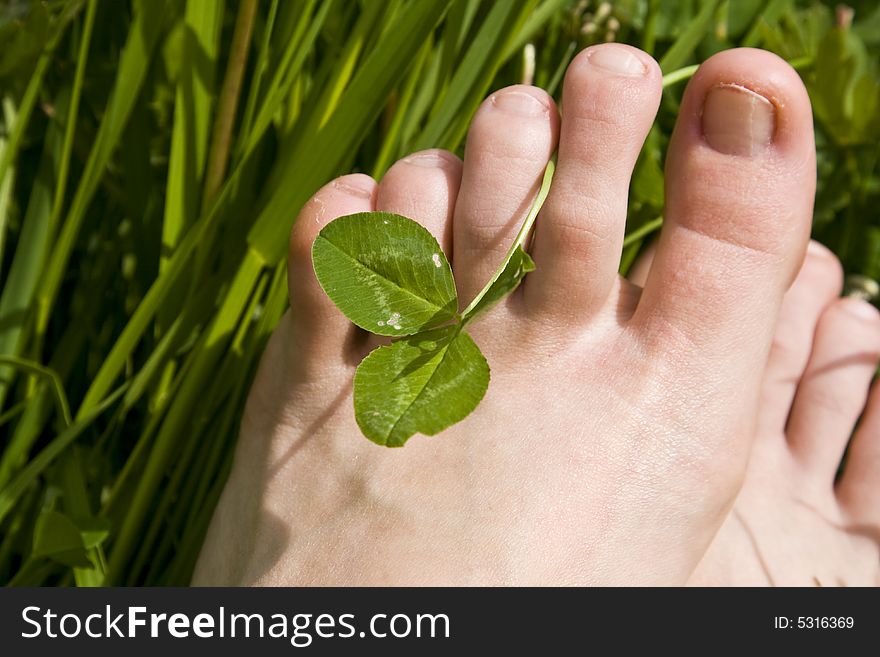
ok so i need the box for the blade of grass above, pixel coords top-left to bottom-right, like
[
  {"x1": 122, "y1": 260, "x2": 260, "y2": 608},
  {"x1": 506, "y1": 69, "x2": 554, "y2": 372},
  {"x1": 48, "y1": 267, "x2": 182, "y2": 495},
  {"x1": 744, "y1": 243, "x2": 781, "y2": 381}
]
[
  {"x1": 0, "y1": 486, "x2": 39, "y2": 581},
  {"x1": 0, "y1": 6, "x2": 96, "y2": 417},
  {"x1": 128, "y1": 271, "x2": 268, "y2": 584},
  {"x1": 122, "y1": 315, "x2": 184, "y2": 410},
  {"x1": 501, "y1": 0, "x2": 571, "y2": 61},
  {"x1": 103, "y1": 353, "x2": 191, "y2": 523},
  {"x1": 0, "y1": 384, "x2": 128, "y2": 525},
  {"x1": 415, "y1": 0, "x2": 539, "y2": 150},
  {"x1": 7, "y1": 559, "x2": 59, "y2": 587},
  {"x1": 104, "y1": 252, "x2": 263, "y2": 583},
  {"x1": 0, "y1": 389, "x2": 52, "y2": 489},
  {"x1": 181, "y1": 0, "x2": 255, "y2": 350},
  {"x1": 642, "y1": 0, "x2": 660, "y2": 54},
  {"x1": 60, "y1": 447, "x2": 105, "y2": 585},
  {"x1": 0, "y1": 99, "x2": 15, "y2": 278},
  {"x1": 742, "y1": 0, "x2": 791, "y2": 49},
  {"x1": 0, "y1": 3, "x2": 78, "y2": 195},
  {"x1": 35, "y1": 0, "x2": 168, "y2": 337},
  {"x1": 0, "y1": 400, "x2": 26, "y2": 427},
  {"x1": 0, "y1": 356, "x2": 72, "y2": 427},
  {"x1": 46, "y1": 0, "x2": 97, "y2": 241},
  {"x1": 370, "y1": 40, "x2": 431, "y2": 178},
  {"x1": 247, "y1": 0, "x2": 453, "y2": 265},
  {"x1": 76, "y1": 146, "x2": 245, "y2": 416},
  {"x1": 436, "y1": 0, "x2": 481, "y2": 102},
  {"x1": 163, "y1": 271, "x2": 283, "y2": 585},
  {"x1": 0, "y1": 254, "x2": 105, "y2": 489},
  {"x1": 162, "y1": 444, "x2": 234, "y2": 585},
  {"x1": 160, "y1": 0, "x2": 223, "y2": 271},
  {"x1": 279, "y1": 0, "x2": 392, "y2": 167},
  {"x1": 236, "y1": 0, "x2": 279, "y2": 153},
  {"x1": 156, "y1": 0, "x2": 224, "y2": 402},
  {"x1": 169, "y1": 267, "x2": 286, "y2": 556},
  {"x1": 658, "y1": 0, "x2": 721, "y2": 74},
  {"x1": 201, "y1": 0, "x2": 256, "y2": 207},
  {"x1": 237, "y1": 0, "x2": 327, "y2": 158},
  {"x1": 311, "y1": 1, "x2": 389, "y2": 133},
  {"x1": 0, "y1": 106, "x2": 60, "y2": 411},
  {"x1": 396, "y1": 35, "x2": 438, "y2": 148},
  {"x1": 545, "y1": 41, "x2": 576, "y2": 97}
]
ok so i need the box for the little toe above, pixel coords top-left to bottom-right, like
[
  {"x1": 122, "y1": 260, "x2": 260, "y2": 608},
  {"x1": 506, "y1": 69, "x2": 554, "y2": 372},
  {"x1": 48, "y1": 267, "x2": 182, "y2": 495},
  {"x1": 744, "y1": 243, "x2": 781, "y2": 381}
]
[
  {"x1": 376, "y1": 148, "x2": 461, "y2": 256},
  {"x1": 759, "y1": 241, "x2": 843, "y2": 434},
  {"x1": 288, "y1": 173, "x2": 377, "y2": 357},
  {"x1": 525, "y1": 44, "x2": 662, "y2": 322},
  {"x1": 787, "y1": 298, "x2": 880, "y2": 483},
  {"x1": 634, "y1": 49, "x2": 814, "y2": 391},
  {"x1": 838, "y1": 377, "x2": 880, "y2": 527},
  {"x1": 452, "y1": 85, "x2": 558, "y2": 306}
]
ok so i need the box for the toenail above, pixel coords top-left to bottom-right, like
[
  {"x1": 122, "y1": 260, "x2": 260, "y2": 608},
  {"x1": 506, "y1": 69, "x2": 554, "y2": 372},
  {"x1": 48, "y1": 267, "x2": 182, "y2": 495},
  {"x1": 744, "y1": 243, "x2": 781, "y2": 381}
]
[
  {"x1": 490, "y1": 88, "x2": 549, "y2": 116},
  {"x1": 702, "y1": 84, "x2": 776, "y2": 157},
  {"x1": 586, "y1": 44, "x2": 646, "y2": 77},
  {"x1": 840, "y1": 296, "x2": 880, "y2": 321},
  {"x1": 332, "y1": 178, "x2": 374, "y2": 198},
  {"x1": 403, "y1": 151, "x2": 456, "y2": 168}
]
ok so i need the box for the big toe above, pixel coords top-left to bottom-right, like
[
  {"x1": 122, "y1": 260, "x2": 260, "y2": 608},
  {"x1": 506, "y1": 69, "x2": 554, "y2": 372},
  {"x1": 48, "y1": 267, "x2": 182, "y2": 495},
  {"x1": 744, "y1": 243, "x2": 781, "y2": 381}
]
[{"x1": 633, "y1": 48, "x2": 815, "y2": 423}]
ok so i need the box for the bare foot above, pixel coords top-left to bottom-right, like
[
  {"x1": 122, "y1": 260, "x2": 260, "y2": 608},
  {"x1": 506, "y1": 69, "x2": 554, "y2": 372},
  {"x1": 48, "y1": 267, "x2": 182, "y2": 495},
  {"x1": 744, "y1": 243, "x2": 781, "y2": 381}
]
[
  {"x1": 193, "y1": 46, "x2": 815, "y2": 585},
  {"x1": 636, "y1": 241, "x2": 880, "y2": 586}
]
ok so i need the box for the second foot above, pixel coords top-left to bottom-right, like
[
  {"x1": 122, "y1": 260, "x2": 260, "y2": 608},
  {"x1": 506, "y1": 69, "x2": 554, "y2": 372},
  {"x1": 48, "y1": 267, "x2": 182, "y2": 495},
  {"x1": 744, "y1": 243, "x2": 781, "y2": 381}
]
[{"x1": 694, "y1": 243, "x2": 880, "y2": 586}]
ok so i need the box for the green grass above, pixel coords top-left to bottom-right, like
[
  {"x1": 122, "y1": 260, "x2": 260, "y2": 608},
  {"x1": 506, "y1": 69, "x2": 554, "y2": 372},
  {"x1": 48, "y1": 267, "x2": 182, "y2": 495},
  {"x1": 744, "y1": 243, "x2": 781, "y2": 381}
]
[{"x1": 0, "y1": 0, "x2": 878, "y2": 586}]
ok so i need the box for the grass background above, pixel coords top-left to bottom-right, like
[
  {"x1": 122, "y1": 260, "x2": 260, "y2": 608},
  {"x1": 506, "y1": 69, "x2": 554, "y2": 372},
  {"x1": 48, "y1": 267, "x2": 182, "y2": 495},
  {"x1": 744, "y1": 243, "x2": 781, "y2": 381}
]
[{"x1": 0, "y1": 0, "x2": 878, "y2": 586}]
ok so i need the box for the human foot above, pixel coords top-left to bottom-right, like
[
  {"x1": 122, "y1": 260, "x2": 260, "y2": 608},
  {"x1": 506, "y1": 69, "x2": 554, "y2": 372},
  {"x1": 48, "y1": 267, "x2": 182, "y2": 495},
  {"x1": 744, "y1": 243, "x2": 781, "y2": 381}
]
[
  {"x1": 193, "y1": 46, "x2": 815, "y2": 586},
  {"x1": 635, "y1": 242, "x2": 880, "y2": 586}
]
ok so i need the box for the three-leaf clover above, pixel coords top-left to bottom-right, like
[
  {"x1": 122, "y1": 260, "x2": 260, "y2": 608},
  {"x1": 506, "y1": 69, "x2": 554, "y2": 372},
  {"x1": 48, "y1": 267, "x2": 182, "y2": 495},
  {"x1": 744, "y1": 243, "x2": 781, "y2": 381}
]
[{"x1": 312, "y1": 160, "x2": 555, "y2": 446}]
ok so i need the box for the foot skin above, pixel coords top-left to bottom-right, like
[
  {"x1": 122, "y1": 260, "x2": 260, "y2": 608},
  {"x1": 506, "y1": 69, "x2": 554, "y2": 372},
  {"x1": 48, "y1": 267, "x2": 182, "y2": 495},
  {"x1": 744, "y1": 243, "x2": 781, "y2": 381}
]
[
  {"x1": 634, "y1": 242, "x2": 880, "y2": 586},
  {"x1": 194, "y1": 46, "x2": 816, "y2": 585}
]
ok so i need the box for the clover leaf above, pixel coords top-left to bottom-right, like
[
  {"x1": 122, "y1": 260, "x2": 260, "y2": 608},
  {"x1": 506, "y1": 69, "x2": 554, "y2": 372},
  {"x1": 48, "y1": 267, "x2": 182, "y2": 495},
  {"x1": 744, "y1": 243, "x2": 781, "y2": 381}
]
[
  {"x1": 312, "y1": 159, "x2": 555, "y2": 446},
  {"x1": 312, "y1": 211, "x2": 458, "y2": 336}
]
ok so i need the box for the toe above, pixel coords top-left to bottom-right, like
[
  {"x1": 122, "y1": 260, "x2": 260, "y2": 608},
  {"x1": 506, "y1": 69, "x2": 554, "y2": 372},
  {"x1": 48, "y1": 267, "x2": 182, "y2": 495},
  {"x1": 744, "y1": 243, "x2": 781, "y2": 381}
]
[
  {"x1": 525, "y1": 44, "x2": 662, "y2": 321},
  {"x1": 634, "y1": 49, "x2": 815, "y2": 387},
  {"x1": 288, "y1": 173, "x2": 377, "y2": 357},
  {"x1": 787, "y1": 298, "x2": 880, "y2": 482},
  {"x1": 452, "y1": 85, "x2": 558, "y2": 306},
  {"x1": 376, "y1": 148, "x2": 461, "y2": 257},
  {"x1": 759, "y1": 241, "x2": 843, "y2": 434},
  {"x1": 369, "y1": 150, "x2": 461, "y2": 350},
  {"x1": 839, "y1": 377, "x2": 880, "y2": 525}
]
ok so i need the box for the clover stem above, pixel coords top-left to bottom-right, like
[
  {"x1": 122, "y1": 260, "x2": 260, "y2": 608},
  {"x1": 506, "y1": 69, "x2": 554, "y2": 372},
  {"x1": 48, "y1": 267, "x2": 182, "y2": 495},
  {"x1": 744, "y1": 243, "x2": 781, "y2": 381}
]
[{"x1": 460, "y1": 157, "x2": 556, "y2": 322}]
